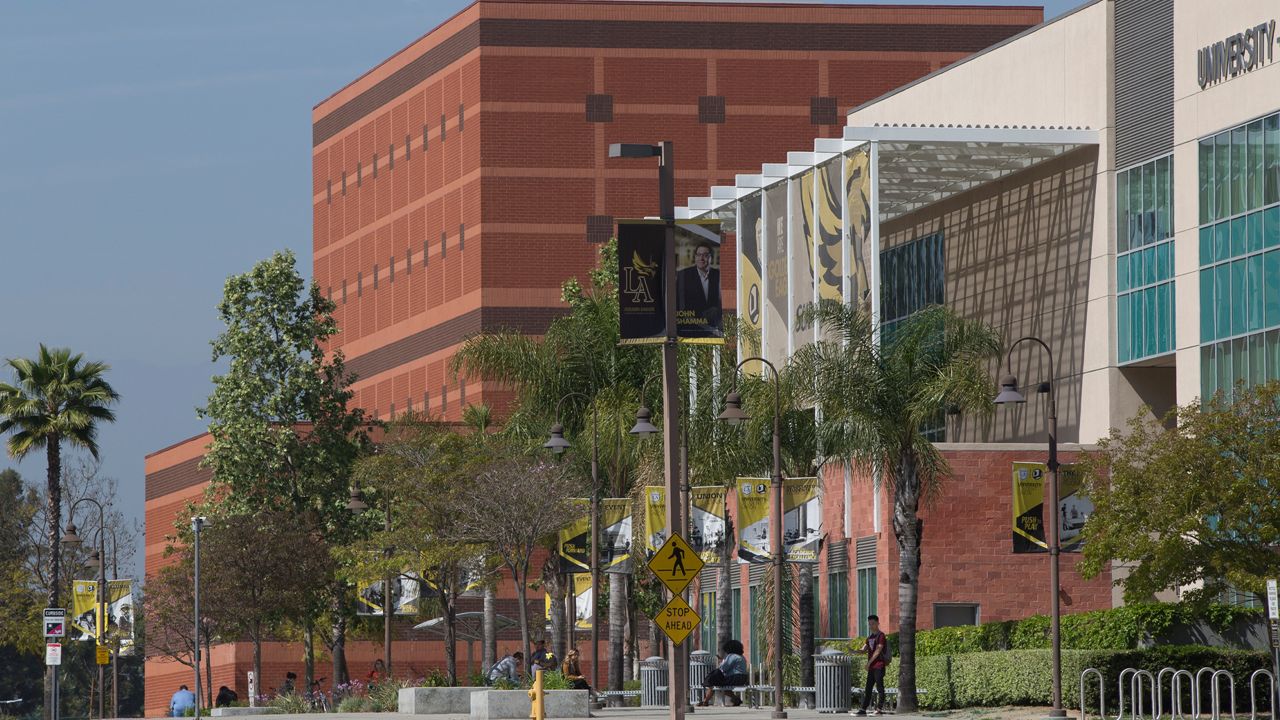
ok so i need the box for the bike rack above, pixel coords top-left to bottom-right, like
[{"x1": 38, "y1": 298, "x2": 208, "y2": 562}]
[
  {"x1": 1195, "y1": 668, "x2": 1219, "y2": 720},
  {"x1": 1117, "y1": 668, "x2": 1141, "y2": 720},
  {"x1": 1171, "y1": 670, "x2": 1194, "y2": 720},
  {"x1": 1210, "y1": 669, "x2": 1237, "y2": 720},
  {"x1": 1081, "y1": 668, "x2": 1106, "y2": 720},
  {"x1": 1248, "y1": 669, "x2": 1274, "y2": 720},
  {"x1": 1157, "y1": 668, "x2": 1179, "y2": 720},
  {"x1": 1133, "y1": 670, "x2": 1156, "y2": 720}
]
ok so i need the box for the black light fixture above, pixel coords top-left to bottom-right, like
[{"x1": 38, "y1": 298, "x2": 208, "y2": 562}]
[
  {"x1": 717, "y1": 391, "x2": 750, "y2": 426},
  {"x1": 60, "y1": 523, "x2": 84, "y2": 548},
  {"x1": 629, "y1": 406, "x2": 659, "y2": 436},
  {"x1": 85, "y1": 549, "x2": 102, "y2": 572},
  {"x1": 994, "y1": 374, "x2": 1026, "y2": 405},
  {"x1": 544, "y1": 423, "x2": 571, "y2": 453},
  {"x1": 346, "y1": 489, "x2": 369, "y2": 515}
]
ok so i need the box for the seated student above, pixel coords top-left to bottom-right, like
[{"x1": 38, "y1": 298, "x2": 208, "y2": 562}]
[
  {"x1": 698, "y1": 639, "x2": 748, "y2": 707},
  {"x1": 561, "y1": 648, "x2": 592, "y2": 693},
  {"x1": 486, "y1": 652, "x2": 523, "y2": 685},
  {"x1": 169, "y1": 685, "x2": 196, "y2": 717},
  {"x1": 215, "y1": 686, "x2": 238, "y2": 708}
]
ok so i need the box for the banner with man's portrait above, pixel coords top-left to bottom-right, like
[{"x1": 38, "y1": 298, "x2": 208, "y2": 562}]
[{"x1": 617, "y1": 220, "x2": 724, "y2": 345}]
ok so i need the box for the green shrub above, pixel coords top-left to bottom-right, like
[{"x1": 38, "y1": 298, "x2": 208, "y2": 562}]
[
  {"x1": 419, "y1": 668, "x2": 451, "y2": 688},
  {"x1": 336, "y1": 695, "x2": 373, "y2": 713},
  {"x1": 268, "y1": 693, "x2": 310, "y2": 714},
  {"x1": 367, "y1": 678, "x2": 411, "y2": 712},
  {"x1": 531, "y1": 670, "x2": 573, "y2": 690}
]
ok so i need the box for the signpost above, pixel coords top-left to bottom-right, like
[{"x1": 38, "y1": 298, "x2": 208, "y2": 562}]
[
  {"x1": 1267, "y1": 579, "x2": 1279, "y2": 711},
  {"x1": 648, "y1": 533, "x2": 704, "y2": 647},
  {"x1": 44, "y1": 608, "x2": 66, "y2": 638},
  {"x1": 96, "y1": 646, "x2": 110, "y2": 666},
  {"x1": 45, "y1": 643, "x2": 62, "y2": 666}
]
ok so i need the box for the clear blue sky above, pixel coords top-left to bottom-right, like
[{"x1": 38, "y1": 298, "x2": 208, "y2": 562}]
[{"x1": 0, "y1": 0, "x2": 1086, "y2": 581}]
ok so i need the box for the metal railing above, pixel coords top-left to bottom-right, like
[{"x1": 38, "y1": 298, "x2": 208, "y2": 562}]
[
  {"x1": 1210, "y1": 669, "x2": 1237, "y2": 720},
  {"x1": 1248, "y1": 669, "x2": 1274, "y2": 720},
  {"x1": 1082, "y1": 668, "x2": 1106, "y2": 720}
]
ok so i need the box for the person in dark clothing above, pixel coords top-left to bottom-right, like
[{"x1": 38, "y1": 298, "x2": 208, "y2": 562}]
[
  {"x1": 280, "y1": 672, "x2": 297, "y2": 696},
  {"x1": 698, "y1": 639, "x2": 749, "y2": 707},
  {"x1": 215, "y1": 686, "x2": 238, "y2": 708},
  {"x1": 561, "y1": 648, "x2": 593, "y2": 694},
  {"x1": 854, "y1": 614, "x2": 889, "y2": 716}
]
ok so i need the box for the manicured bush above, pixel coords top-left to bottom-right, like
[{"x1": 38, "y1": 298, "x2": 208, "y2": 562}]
[{"x1": 336, "y1": 695, "x2": 373, "y2": 713}]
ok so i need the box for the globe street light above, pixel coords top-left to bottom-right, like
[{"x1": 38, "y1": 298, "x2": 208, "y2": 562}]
[
  {"x1": 994, "y1": 336, "x2": 1064, "y2": 718},
  {"x1": 543, "y1": 392, "x2": 601, "y2": 692},
  {"x1": 63, "y1": 498, "x2": 108, "y2": 720},
  {"x1": 719, "y1": 357, "x2": 786, "y2": 720}
]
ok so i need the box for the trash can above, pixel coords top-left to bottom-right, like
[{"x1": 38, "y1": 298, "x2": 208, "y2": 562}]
[
  {"x1": 641, "y1": 656, "x2": 669, "y2": 707},
  {"x1": 815, "y1": 649, "x2": 853, "y2": 713},
  {"x1": 689, "y1": 650, "x2": 714, "y2": 695}
]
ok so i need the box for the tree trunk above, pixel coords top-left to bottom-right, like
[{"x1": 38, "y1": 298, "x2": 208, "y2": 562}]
[
  {"x1": 716, "y1": 512, "x2": 734, "y2": 654},
  {"x1": 303, "y1": 621, "x2": 314, "y2": 698},
  {"x1": 46, "y1": 437, "x2": 62, "y2": 607},
  {"x1": 444, "y1": 591, "x2": 458, "y2": 686},
  {"x1": 483, "y1": 584, "x2": 497, "y2": 674},
  {"x1": 542, "y1": 562, "x2": 567, "y2": 668},
  {"x1": 798, "y1": 565, "x2": 815, "y2": 687},
  {"x1": 331, "y1": 597, "x2": 349, "y2": 687},
  {"x1": 513, "y1": 564, "x2": 533, "y2": 680},
  {"x1": 892, "y1": 457, "x2": 923, "y2": 713},
  {"x1": 608, "y1": 574, "x2": 626, "y2": 691},
  {"x1": 253, "y1": 632, "x2": 263, "y2": 703},
  {"x1": 205, "y1": 632, "x2": 214, "y2": 708}
]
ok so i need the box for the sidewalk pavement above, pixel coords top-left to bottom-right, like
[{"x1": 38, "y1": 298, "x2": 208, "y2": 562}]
[{"x1": 154, "y1": 708, "x2": 947, "y2": 720}]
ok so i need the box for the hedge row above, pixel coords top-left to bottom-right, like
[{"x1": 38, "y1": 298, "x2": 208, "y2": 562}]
[
  {"x1": 888, "y1": 603, "x2": 1261, "y2": 657},
  {"x1": 833, "y1": 647, "x2": 1273, "y2": 712}
]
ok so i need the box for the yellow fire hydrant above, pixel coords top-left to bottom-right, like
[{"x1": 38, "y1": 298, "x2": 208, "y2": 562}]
[{"x1": 527, "y1": 668, "x2": 545, "y2": 720}]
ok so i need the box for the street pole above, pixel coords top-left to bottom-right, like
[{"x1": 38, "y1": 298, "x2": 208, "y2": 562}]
[
  {"x1": 192, "y1": 517, "x2": 205, "y2": 720},
  {"x1": 995, "y1": 337, "x2": 1063, "y2": 718},
  {"x1": 720, "y1": 358, "x2": 785, "y2": 718},
  {"x1": 681, "y1": 390, "x2": 694, "y2": 714},
  {"x1": 658, "y1": 139, "x2": 686, "y2": 720},
  {"x1": 589, "y1": 404, "x2": 601, "y2": 694},
  {"x1": 384, "y1": 504, "x2": 393, "y2": 678},
  {"x1": 97, "y1": 533, "x2": 106, "y2": 720}
]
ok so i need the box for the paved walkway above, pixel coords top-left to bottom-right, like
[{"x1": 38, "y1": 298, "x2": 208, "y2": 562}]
[{"x1": 166, "y1": 709, "x2": 943, "y2": 720}]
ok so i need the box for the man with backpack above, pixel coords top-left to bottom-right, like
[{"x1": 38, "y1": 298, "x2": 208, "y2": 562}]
[{"x1": 853, "y1": 614, "x2": 890, "y2": 716}]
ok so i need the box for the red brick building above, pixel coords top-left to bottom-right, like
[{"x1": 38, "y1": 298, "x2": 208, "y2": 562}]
[{"x1": 145, "y1": 1, "x2": 1041, "y2": 714}]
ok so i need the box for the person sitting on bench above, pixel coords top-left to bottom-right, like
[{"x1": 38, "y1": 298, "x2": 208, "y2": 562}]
[{"x1": 698, "y1": 639, "x2": 748, "y2": 707}]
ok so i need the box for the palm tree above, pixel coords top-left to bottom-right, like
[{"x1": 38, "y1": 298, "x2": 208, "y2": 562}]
[
  {"x1": 0, "y1": 344, "x2": 119, "y2": 608},
  {"x1": 792, "y1": 302, "x2": 999, "y2": 712}
]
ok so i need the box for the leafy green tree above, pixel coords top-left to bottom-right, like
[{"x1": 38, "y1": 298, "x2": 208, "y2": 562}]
[
  {"x1": 791, "y1": 302, "x2": 1000, "y2": 711},
  {"x1": 0, "y1": 468, "x2": 40, "y2": 654},
  {"x1": 199, "y1": 250, "x2": 370, "y2": 685},
  {"x1": 200, "y1": 511, "x2": 334, "y2": 692},
  {"x1": 0, "y1": 345, "x2": 119, "y2": 608},
  {"x1": 1079, "y1": 382, "x2": 1280, "y2": 605},
  {"x1": 344, "y1": 412, "x2": 488, "y2": 685}
]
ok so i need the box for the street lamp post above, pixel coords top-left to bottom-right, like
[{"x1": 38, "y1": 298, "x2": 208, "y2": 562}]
[
  {"x1": 719, "y1": 357, "x2": 786, "y2": 720},
  {"x1": 61, "y1": 499, "x2": 107, "y2": 720},
  {"x1": 191, "y1": 516, "x2": 209, "y2": 720},
  {"x1": 610, "y1": 139, "x2": 685, "y2": 720},
  {"x1": 994, "y1": 336, "x2": 1065, "y2": 718},
  {"x1": 544, "y1": 392, "x2": 601, "y2": 692},
  {"x1": 346, "y1": 489, "x2": 394, "y2": 676}
]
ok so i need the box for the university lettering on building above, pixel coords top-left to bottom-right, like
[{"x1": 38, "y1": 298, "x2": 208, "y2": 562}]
[{"x1": 1197, "y1": 19, "x2": 1276, "y2": 88}]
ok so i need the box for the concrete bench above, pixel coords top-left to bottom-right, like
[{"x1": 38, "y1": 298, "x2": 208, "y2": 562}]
[
  {"x1": 470, "y1": 689, "x2": 590, "y2": 719},
  {"x1": 398, "y1": 686, "x2": 486, "y2": 715},
  {"x1": 210, "y1": 708, "x2": 281, "y2": 717}
]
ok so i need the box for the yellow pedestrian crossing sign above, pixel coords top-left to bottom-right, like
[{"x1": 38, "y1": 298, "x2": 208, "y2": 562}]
[
  {"x1": 647, "y1": 532, "x2": 702, "y2": 595},
  {"x1": 655, "y1": 594, "x2": 701, "y2": 646}
]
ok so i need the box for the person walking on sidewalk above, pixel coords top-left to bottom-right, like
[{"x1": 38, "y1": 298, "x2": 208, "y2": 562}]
[{"x1": 853, "y1": 614, "x2": 890, "y2": 716}]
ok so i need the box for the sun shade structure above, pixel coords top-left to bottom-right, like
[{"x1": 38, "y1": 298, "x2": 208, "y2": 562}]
[{"x1": 414, "y1": 612, "x2": 519, "y2": 678}]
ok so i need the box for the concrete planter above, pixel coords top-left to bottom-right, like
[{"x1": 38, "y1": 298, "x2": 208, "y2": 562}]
[
  {"x1": 470, "y1": 689, "x2": 590, "y2": 719},
  {"x1": 397, "y1": 686, "x2": 486, "y2": 714}
]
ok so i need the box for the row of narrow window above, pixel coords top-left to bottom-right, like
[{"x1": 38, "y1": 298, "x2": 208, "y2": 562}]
[
  {"x1": 327, "y1": 226, "x2": 465, "y2": 305},
  {"x1": 376, "y1": 383, "x2": 466, "y2": 420},
  {"x1": 326, "y1": 104, "x2": 465, "y2": 203}
]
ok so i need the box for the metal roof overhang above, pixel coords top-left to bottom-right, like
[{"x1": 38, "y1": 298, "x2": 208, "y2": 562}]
[
  {"x1": 850, "y1": 125, "x2": 1099, "y2": 222},
  {"x1": 678, "y1": 125, "x2": 1099, "y2": 223}
]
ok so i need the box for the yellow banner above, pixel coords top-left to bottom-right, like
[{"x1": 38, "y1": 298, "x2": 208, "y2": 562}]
[
  {"x1": 356, "y1": 574, "x2": 420, "y2": 616},
  {"x1": 544, "y1": 574, "x2": 593, "y2": 630},
  {"x1": 816, "y1": 159, "x2": 844, "y2": 303},
  {"x1": 1011, "y1": 462, "x2": 1091, "y2": 553},
  {"x1": 792, "y1": 171, "x2": 816, "y2": 350},
  {"x1": 557, "y1": 498, "x2": 633, "y2": 574},
  {"x1": 71, "y1": 579, "x2": 132, "y2": 643},
  {"x1": 644, "y1": 486, "x2": 727, "y2": 563},
  {"x1": 738, "y1": 194, "x2": 764, "y2": 374},
  {"x1": 735, "y1": 477, "x2": 821, "y2": 564},
  {"x1": 844, "y1": 150, "x2": 872, "y2": 306}
]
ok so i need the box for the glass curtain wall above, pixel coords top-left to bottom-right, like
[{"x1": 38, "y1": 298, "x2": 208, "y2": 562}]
[{"x1": 1116, "y1": 156, "x2": 1175, "y2": 363}]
